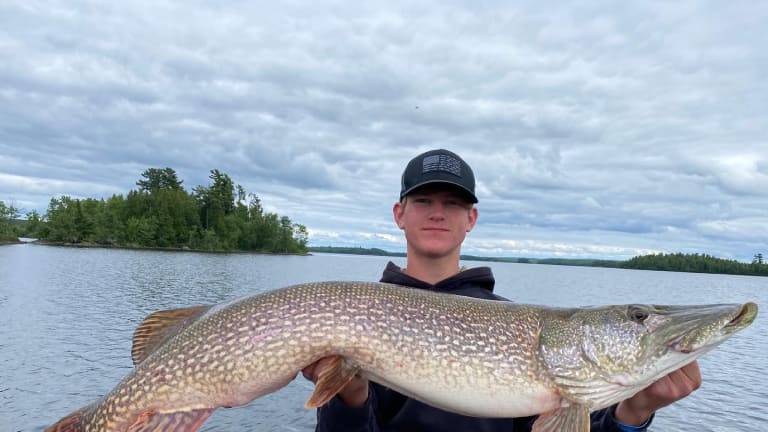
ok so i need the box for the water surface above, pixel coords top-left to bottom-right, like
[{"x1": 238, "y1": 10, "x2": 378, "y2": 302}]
[{"x1": 1, "y1": 244, "x2": 765, "y2": 431}]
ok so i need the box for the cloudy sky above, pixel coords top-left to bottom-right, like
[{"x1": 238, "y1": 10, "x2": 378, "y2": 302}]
[{"x1": 1, "y1": 1, "x2": 766, "y2": 261}]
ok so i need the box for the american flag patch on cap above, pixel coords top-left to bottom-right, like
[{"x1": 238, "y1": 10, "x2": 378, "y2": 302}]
[{"x1": 422, "y1": 154, "x2": 462, "y2": 177}]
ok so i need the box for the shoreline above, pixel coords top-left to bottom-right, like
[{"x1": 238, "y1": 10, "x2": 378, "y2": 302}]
[{"x1": 24, "y1": 240, "x2": 311, "y2": 256}]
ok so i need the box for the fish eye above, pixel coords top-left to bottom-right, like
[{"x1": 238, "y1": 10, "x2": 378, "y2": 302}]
[{"x1": 628, "y1": 306, "x2": 649, "y2": 323}]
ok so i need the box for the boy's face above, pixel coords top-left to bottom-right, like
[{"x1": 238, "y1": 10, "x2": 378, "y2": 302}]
[{"x1": 393, "y1": 186, "x2": 478, "y2": 259}]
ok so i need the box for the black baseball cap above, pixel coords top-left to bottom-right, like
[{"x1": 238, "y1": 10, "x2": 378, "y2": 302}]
[{"x1": 400, "y1": 149, "x2": 478, "y2": 203}]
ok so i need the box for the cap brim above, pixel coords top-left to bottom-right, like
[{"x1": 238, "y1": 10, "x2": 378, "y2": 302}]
[{"x1": 401, "y1": 180, "x2": 478, "y2": 203}]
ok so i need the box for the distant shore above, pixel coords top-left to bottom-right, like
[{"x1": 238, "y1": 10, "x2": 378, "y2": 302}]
[
  {"x1": 308, "y1": 246, "x2": 621, "y2": 267},
  {"x1": 308, "y1": 246, "x2": 768, "y2": 277}
]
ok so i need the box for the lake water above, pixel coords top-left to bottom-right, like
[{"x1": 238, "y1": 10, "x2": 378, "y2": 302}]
[{"x1": 1, "y1": 244, "x2": 765, "y2": 431}]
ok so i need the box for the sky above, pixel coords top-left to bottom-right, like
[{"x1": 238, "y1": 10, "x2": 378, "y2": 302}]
[{"x1": 1, "y1": 1, "x2": 766, "y2": 261}]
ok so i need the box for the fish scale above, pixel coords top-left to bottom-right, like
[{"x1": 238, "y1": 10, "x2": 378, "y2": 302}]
[{"x1": 45, "y1": 281, "x2": 757, "y2": 432}]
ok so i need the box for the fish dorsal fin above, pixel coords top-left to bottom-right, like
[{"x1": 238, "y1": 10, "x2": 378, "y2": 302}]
[
  {"x1": 532, "y1": 404, "x2": 590, "y2": 432},
  {"x1": 131, "y1": 305, "x2": 212, "y2": 365},
  {"x1": 305, "y1": 355, "x2": 361, "y2": 408},
  {"x1": 126, "y1": 408, "x2": 214, "y2": 432}
]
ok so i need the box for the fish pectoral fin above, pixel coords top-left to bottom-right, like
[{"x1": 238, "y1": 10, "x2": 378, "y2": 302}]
[
  {"x1": 532, "y1": 404, "x2": 590, "y2": 432},
  {"x1": 127, "y1": 409, "x2": 214, "y2": 432},
  {"x1": 131, "y1": 305, "x2": 212, "y2": 365},
  {"x1": 44, "y1": 404, "x2": 92, "y2": 432},
  {"x1": 305, "y1": 355, "x2": 361, "y2": 408}
]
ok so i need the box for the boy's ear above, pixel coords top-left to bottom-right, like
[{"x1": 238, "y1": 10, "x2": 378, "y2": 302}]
[
  {"x1": 393, "y1": 201, "x2": 406, "y2": 229},
  {"x1": 466, "y1": 206, "x2": 478, "y2": 232}
]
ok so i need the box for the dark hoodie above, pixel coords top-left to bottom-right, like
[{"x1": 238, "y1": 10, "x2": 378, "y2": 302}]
[{"x1": 314, "y1": 262, "x2": 647, "y2": 432}]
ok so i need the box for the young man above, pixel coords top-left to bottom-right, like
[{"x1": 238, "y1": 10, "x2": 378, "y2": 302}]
[{"x1": 304, "y1": 149, "x2": 701, "y2": 431}]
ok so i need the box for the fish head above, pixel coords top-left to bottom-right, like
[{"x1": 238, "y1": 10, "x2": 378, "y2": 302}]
[{"x1": 537, "y1": 302, "x2": 757, "y2": 409}]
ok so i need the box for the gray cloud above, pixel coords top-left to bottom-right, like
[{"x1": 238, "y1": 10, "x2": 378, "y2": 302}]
[{"x1": 1, "y1": 0, "x2": 766, "y2": 261}]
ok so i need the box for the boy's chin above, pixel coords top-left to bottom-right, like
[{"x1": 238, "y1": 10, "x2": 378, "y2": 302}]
[{"x1": 416, "y1": 244, "x2": 458, "y2": 258}]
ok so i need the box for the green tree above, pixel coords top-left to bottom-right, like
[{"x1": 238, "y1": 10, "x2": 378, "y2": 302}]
[
  {"x1": 292, "y1": 223, "x2": 309, "y2": 251},
  {"x1": 193, "y1": 169, "x2": 236, "y2": 247},
  {"x1": 75, "y1": 198, "x2": 101, "y2": 241},
  {"x1": 0, "y1": 200, "x2": 20, "y2": 240},
  {"x1": 101, "y1": 195, "x2": 127, "y2": 244},
  {"x1": 126, "y1": 168, "x2": 198, "y2": 247},
  {"x1": 45, "y1": 196, "x2": 79, "y2": 242},
  {"x1": 123, "y1": 216, "x2": 158, "y2": 246},
  {"x1": 23, "y1": 210, "x2": 43, "y2": 238},
  {"x1": 136, "y1": 167, "x2": 184, "y2": 193}
]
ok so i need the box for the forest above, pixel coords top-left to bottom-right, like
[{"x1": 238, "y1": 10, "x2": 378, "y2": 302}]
[
  {"x1": 0, "y1": 168, "x2": 308, "y2": 254},
  {"x1": 620, "y1": 252, "x2": 768, "y2": 276}
]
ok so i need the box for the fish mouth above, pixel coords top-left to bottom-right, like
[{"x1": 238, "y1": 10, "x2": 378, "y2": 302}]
[
  {"x1": 666, "y1": 302, "x2": 758, "y2": 354},
  {"x1": 724, "y1": 302, "x2": 758, "y2": 329}
]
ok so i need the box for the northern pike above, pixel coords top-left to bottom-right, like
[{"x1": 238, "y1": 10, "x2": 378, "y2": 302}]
[{"x1": 46, "y1": 281, "x2": 757, "y2": 432}]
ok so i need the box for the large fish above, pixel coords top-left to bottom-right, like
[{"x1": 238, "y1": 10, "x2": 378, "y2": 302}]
[{"x1": 46, "y1": 281, "x2": 757, "y2": 432}]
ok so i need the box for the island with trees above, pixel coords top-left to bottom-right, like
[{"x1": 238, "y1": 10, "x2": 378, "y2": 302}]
[{"x1": 2, "y1": 167, "x2": 308, "y2": 254}]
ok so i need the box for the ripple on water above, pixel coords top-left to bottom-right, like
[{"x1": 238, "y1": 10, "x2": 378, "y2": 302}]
[{"x1": 3, "y1": 247, "x2": 766, "y2": 431}]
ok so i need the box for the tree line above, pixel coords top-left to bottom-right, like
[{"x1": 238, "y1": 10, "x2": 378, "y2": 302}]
[
  {"x1": 307, "y1": 247, "x2": 767, "y2": 277},
  {"x1": 621, "y1": 252, "x2": 768, "y2": 276},
  {"x1": 4, "y1": 167, "x2": 308, "y2": 253}
]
